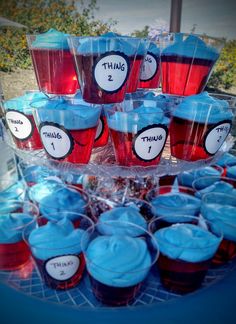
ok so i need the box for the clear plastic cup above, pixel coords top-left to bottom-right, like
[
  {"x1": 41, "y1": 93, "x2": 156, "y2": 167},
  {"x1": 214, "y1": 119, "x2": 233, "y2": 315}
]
[
  {"x1": 0, "y1": 200, "x2": 39, "y2": 270},
  {"x1": 24, "y1": 214, "x2": 93, "y2": 290},
  {"x1": 105, "y1": 100, "x2": 169, "y2": 166},
  {"x1": 68, "y1": 36, "x2": 141, "y2": 104},
  {"x1": 32, "y1": 97, "x2": 101, "y2": 164},
  {"x1": 81, "y1": 220, "x2": 159, "y2": 305},
  {"x1": 27, "y1": 29, "x2": 79, "y2": 95},
  {"x1": 159, "y1": 33, "x2": 225, "y2": 96},
  {"x1": 201, "y1": 192, "x2": 236, "y2": 265},
  {"x1": 149, "y1": 215, "x2": 222, "y2": 294},
  {"x1": 169, "y1": 96, "x2": 234, "y2": 161}
]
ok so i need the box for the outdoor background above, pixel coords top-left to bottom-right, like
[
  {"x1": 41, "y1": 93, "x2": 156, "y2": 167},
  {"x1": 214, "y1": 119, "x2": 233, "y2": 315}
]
[{"x1": 0, "y1": 0, "x2": 236, "y2": 99}]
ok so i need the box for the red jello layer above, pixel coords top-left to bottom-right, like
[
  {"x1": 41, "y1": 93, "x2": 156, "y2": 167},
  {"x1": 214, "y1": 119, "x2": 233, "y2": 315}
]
[
  {"x1": 170, "y1": 117, "x2": 216, "y2": 161},
  {"x1": 89, "y1": 275, "x2": 142, "y2": 306},
  {"x1": 212, "y1": 238, "x2": 236, "y2": 265},
  {"x1": 30, "y1": 48, "x2": 79, "y2": 95},
  {"x1": 127, "y1": 56, "x2": 143, "y2": 93},
  {"x1": 0, "y1": 241, "x2": 31, "y2": 271},
  {"x1": 161, "y1": 55, "x2": 215, "y2": 96},
  {"x1": 158, "y1": 253, "x2": 211, "y2": 294}
]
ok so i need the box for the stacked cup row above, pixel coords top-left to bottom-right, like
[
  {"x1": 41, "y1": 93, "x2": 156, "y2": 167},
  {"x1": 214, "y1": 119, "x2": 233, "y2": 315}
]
[
  {"x1": 25, "y1": 29, "x2": 224, "y2": 100},
  {"x1": 3, "y1": 90, "x2": 235, "y2": 165},
  {"x1": 1, "y1": 173, "x2": 236, "y2": 303}
]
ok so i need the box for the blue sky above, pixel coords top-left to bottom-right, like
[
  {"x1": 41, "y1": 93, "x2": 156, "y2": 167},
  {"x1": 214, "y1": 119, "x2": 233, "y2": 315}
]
[{"x1": 92, "y1": 0, "x2": 236, "y2": 40}]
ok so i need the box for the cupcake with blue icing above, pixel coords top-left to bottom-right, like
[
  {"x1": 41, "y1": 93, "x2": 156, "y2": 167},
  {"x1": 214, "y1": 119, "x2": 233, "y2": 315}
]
[
  {"x1": 28, "y1": 217, "x2": 90, "y2": 289},
  {"x1": 161, "y1": 33, "x2": 223, "y2": 95},
  {"x1": 27, "y1": 29, "x2": 79, "y2": 95},
  {"x1": 106, "y1": 102, "x2": 169, "y2": 166},
  {"x1": 201, "y1": 192, "x2": 236, "y2": 264},
  {"x1": 3, "y1": 91, "x2": 46, "y2": 150},
  {"x1": 83, "y1": 220, "x2": 158, "y2": 305},
  {"x1": 33, "y1": 97, "x2": 101, "y2": 164},
  {"x1": 139, "y1": 41, "x2": 161, "y2": 89},
  {"x1": 68, "y1": 33, "x2": 142, "y2": 103},
  {"x1": 0, "y1": 207, "x2": 37, "y2": 270},
  {"x1": 169, "y1": 92, "x2": 233, "y2": 161}
]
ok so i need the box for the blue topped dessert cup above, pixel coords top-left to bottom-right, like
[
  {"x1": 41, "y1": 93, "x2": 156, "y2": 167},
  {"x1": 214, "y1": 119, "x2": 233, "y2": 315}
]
[
  {"x1": 149, "y1": 215, "x2": 222, "y2": 294},
  {"x1": 32, "y1": 97, "x2": 101, "y2": 164},
  {"x1": 68, "y1": 35, "x2": 141, "y2": 104},
  {"x1": 159, "y1": 32, "x2": 224, "y2": 96},
  {"x1": 81, "y1": 220, "x2": 159, "y2": 306}
]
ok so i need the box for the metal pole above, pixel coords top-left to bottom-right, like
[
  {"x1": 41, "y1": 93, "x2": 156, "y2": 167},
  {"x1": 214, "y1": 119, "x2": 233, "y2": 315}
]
[{"x1": 169, "y1": 0, "x2": 182, "y2": 32}]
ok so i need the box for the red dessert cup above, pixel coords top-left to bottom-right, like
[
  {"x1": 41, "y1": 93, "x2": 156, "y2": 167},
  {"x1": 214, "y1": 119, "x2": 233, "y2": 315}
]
[
  {"x1": 149, "y1": 216, "x2": 222, "y2": 294},
  {"x1": 27, "y1": 32, "x2": 79, "y2": 95},
  {"x1": 160, "y1": 33, "x2": 224, "y2": 96}
]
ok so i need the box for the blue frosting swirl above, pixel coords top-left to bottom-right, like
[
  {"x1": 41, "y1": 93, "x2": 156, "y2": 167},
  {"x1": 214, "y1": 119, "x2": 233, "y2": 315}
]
[
  {"x1": 28, "y1": 218, "x2": 86, "y2": 260},
  {"x1": 4, "y1": 91, "x2": 47, "y2": 115},
  {"x1": 148, "y1": 42, "x2": 160, "y2": 55},
  {"x1": 108, "y1": 105, "x2": 169, "y2": 133},
  {"x1": 201, "y1": 203, "x2": 236, "y2": 242},
  {"x1": 77, "y1": 35, "x2": 138, "y2": 56},
  {"x1": 39, "y1": 186, "x2": 87, "y2": 221},
  {"x1": 226, "y1": 166, "x2": 236, "y2": 179},
  {"x1": 31, "y1": 28, "x2": 70, "y2": 50},
  {"x1": 97, "y1": 207, "x2": 147, "y2": 236},
  {"x1": 155, "y1": 223, "x2": 221, "y2": 262},
  {"x1": 178, "y1": 166, "x2": 221, "y2": 188},
  {"x1": 0, "y1": 181, "x2": 25, "y2": 203},
  {"x1": 162, "y1": 33, "x2": 220, "y2": 60},
  {"x1": 173, "y1": 92, "x2": 233, "y2": 123},
  {"x1": 28, "y1": 179, "x2": 65, "y2": 204},
  {"x1": 195, "y1": 181, "x2": 236, "y2": 198},
  {"x1": 151, "y1": 192, "x2": 201, "y2": 221},
  {"x1": 85, "y1": 235, "x2": 152, "y2": 287},
  {"x1": 34, "y1": 98, "x2": 101, "y2": 130},
  {"x1": 216, "y1": 153, "x2": 236, "y2": 167},
  {"x1": 0, "y1": 213, "x2": 33, "y2": 243}
]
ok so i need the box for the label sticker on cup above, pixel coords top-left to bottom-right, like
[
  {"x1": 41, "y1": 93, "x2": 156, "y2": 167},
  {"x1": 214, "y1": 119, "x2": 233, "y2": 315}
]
[
  {"x1": 44, "y1": 255, "x2": 80, "y2": 281},
  {"x1": 140, "y1": 52, "x2": 158, "y2": 82},
  {"x1": 95, "y1": 117, "x2": 104, "y2": 141},
  {"x1": 39, "y1": 122, "x2": 74, "y2": 160},
  {"x1": 5, "y1": 110, "x2": 33, "y2": 141},
  {"x1": 133, "y1": 124, "x2": 168, "y2": 162},
  {"x1": 93, "y1": 51, "x2": 130, "y2": 93},
  {"x1": 204, "y1": 121, "x2": 232, "y2": 155}
]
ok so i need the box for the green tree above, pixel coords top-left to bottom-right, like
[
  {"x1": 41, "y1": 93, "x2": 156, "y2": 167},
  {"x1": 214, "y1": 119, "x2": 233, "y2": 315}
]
[
  {"x1": 0, "y1": 0, "x2": 116, "y2": 71},
  {"x1": 131, "y1": 25, "x2": 149, "y2": 38},
  {"x1": 208, "y1": 40, "x2": 236, "y2": 90}
]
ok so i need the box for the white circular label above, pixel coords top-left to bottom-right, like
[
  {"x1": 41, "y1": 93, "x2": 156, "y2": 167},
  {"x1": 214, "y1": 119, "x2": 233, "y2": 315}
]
[
  {"x1": 95, "y1": 117, "x2": 104, "y2": 140},
  {"x1": 39, "y1": 122, "x2": 73, "y2": 159},
  {"x1": 6, "y1": 110, "x2": 33, "y2": 140},
  {"x1": 45, "y1": 255, "x2": 80, "y2": 281},
  {"x1": 94, "y1": 52, "x2": 129, "y2": 93},
  {"x1": 204, "y1": 122, "x2": 231, "y2": 155},
  {"x1": 133, "y1": 125, "x2": 168, "y2": 161},
  {"x1": 140, "y1": 53, "x2": 158, "y2": 82}
]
